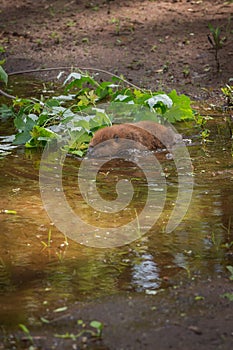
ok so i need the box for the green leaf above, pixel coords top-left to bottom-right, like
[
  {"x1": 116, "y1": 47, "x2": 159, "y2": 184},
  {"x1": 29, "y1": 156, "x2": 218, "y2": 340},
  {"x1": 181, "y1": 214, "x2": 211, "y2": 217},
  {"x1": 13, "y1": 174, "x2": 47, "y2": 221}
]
[
  {"x1": 45, "y1": 98, "x2": 61, "y2": 108},
  {"x1": 194, "y1": 295, "x2": 205, "y2": 301},
  {"x1": 226, "y1": 265, "x2": 233, "y2": 280},
  {"x1": 221, "y1": 293, "x2": 233, "y2": 301},
  {"x1": 13, "y1": 131, "x2": 32, "y2": 145},
  {"x1": 53, "y1": 306, "x2": 68, "y2": 313},
  {"x1": 73, "y1": 119, "x2": 90, "y2": 130},
  {"x1": 64, "y1": 72, "x2": 98, "y2": 91},
  {"x1": 19, "y1": 324, "x2": 30, "y2": 334},
  {"x1": 68, "y1": 149, "x2": 85, "y2": 157},
  {"x1": 164, "y1": 90, "x2": 193, "y2": 122},
  {"x1": 0, "y1": 65, "x2": 8, "y2": 85},
  {"x1": 0, "y1": 105, "x2": 15, "y2": 119},
  {"x1": 40, "y1": 317, "x2": 50, "y2": 324},
  {"x1": 1, "y1": 209, "x2": 17, "y2": 214},
  {"x1": 0, "y1": 46, "x2": 6, "y2": 53},
  {"x1": 146, "y1": 94, "x2": 173, "y2": 109},
  {"x1": 14, "y1": 114, "x2": 37, "y2": 132},
  {"x1": 90, "y1": 320, "x2": 103, "y2": 337}
]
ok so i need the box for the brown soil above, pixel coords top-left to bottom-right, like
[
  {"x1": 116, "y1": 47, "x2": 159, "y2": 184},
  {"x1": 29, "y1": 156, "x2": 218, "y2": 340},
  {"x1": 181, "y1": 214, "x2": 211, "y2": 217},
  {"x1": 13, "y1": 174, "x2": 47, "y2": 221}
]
[
  {"x1": 3, "y1": 277, "x2": 233, "y2": 350},
  {"x1": 1, "y1": 0, "x2": 233, "y2": 102},
  {"x1": 0, "y1": 1, "x2": 233, "y2": 349}
]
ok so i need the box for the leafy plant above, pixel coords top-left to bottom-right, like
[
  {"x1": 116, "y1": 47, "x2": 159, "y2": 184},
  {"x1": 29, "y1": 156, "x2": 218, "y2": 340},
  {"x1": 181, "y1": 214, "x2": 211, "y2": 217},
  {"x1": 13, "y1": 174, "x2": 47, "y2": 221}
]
[
  {"x1": 90, "y1": 320, "x2": 103, "y2": 337},
  {"x1": 208, "y1": 23, "x2": 226, "y2": 72},
  {"x1": 0, "y1": 64, "x2": 8, "y2": 85},
  {"x1": 193, "y1": 113, "x2": 212, "y2": 143},
  {"x1": 221, "y1": 83, "x2": 233, "y2": 109},
  {"x1": 0, "y1": 70, "x2": 194, "y2": 157},
  {"x1": 55, "y1": 319, "x2": 103, "y2": 340},
  {"x1": 226, "y1": 265, "x2": 233, "y2": 280}
]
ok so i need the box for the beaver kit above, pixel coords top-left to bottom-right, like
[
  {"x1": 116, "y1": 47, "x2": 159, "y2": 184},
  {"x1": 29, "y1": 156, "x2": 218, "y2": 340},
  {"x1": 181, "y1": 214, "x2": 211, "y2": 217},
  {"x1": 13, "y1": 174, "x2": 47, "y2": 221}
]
[{"x1": 87, "y1": 120, "x2": 182, "y2": 158}]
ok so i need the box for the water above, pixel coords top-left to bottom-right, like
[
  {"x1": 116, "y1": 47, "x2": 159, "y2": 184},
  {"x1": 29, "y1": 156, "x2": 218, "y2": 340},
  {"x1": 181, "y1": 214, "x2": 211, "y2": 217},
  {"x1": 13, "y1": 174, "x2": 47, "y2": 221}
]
[{"x1": 0, "y1": 114, "x2": 233, "y2": 328}]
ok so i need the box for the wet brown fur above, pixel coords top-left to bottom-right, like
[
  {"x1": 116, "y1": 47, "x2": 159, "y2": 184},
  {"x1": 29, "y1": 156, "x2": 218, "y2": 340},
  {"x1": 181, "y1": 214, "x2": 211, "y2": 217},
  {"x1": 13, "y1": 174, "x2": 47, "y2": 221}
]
[{"x1": 88, "y1": 121, "x2": 180, "y2": 157}]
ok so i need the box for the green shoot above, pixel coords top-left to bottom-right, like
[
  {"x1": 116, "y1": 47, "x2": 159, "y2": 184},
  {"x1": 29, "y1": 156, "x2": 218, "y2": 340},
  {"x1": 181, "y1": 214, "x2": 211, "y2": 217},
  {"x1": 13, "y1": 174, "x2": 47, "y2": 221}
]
[
  {"x1": 208, "y1": 23, "x2": 226, "y2": 72},
  {"x1": 18, "y1": 324, "x2": 33, "y2": 344}
]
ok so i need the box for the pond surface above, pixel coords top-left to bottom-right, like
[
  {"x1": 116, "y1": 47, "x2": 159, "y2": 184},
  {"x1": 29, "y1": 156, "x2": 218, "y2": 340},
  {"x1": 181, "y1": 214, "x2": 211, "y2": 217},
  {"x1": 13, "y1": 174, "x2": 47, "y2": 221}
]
[{"x1": 0, "y1": 114, "x2": 233, "y2": 329}]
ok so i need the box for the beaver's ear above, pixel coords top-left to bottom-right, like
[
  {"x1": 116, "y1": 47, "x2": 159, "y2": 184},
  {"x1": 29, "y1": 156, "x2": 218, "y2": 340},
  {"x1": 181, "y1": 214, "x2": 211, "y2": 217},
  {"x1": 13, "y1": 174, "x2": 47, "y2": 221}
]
[{"x1": 114, "y1": 134, "x2": 119, "y2": 141}]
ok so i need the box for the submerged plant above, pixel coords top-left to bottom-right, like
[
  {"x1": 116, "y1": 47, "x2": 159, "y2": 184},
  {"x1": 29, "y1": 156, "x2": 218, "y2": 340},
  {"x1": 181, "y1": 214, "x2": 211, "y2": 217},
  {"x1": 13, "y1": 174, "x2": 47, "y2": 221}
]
[{"x1": 41, "y1": 228, "x2": 52, "y2": 249}]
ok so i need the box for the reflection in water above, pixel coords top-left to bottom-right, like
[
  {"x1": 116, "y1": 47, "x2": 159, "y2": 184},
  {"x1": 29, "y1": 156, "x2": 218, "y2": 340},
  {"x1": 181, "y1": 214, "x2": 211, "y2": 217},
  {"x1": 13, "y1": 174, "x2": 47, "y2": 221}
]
[
  {"x1": 132, "y1": 253, "x2": 160, "y2": 292},
  {"x1": 0, "y1": 118, "x2": 233, "y2": 327}
]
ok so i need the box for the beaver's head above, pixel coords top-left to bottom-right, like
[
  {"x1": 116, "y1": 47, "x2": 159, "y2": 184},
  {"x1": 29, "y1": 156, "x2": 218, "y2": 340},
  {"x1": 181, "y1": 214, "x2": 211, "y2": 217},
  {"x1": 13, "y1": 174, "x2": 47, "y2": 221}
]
[{"x1": 87, "y1": 124, "x2": 142, "y2": 158}]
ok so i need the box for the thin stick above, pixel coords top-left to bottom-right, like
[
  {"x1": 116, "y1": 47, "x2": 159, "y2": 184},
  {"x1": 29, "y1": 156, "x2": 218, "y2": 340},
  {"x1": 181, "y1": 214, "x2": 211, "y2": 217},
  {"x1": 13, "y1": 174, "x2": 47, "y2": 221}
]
[
  {"x1": 0, "y1": 66, "x2": 144, "y2": 99},
  {"x1": 7, "y1": 66, "x2": 143, "y2": 91},
  {"x1": 0, "y1": 88, "x2": 15, "y2": 99}
]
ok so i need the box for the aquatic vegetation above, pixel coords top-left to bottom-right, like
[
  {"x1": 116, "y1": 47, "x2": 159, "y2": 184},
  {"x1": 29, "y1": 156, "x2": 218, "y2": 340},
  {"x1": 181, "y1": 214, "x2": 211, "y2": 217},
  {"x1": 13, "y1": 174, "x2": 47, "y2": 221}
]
[
  {"x1": 0, "y1": 69, "x2": 194, "y2": 157},
  {"x1": 41, "y1": 227, "x2": 52, "y2": 249},
  {"x1": 0, "y1": 209, "x2": 17, "y2": 214},
  {"x1": 55, "y1": 319, "x2": 103, "y2": 339},
  {"x1": 221, "y1": 83, "x2": 233, "y2": 109}
]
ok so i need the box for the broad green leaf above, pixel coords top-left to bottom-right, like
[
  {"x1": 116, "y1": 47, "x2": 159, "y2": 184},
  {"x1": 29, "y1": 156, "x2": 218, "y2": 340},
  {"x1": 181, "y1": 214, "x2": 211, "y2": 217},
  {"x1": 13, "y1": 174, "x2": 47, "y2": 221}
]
[
  {"x1": 13, "y1": 131, "x2": 31, "y2": 145},
  {"x1": 14, "y1": 114, "x2": 37, "y2": 132},
  {"x1": 146, "y1": 94, "x2": 173, "y2": 109},
  {"x1": 30, "y1": 125, "x2": 57, "y2": 139},
  {"x1": 90, "y1": 320, "x2": 103, "y2": 337},
  {"x1": 0, "y1": 65, "x2": 8, "y2": 85}
]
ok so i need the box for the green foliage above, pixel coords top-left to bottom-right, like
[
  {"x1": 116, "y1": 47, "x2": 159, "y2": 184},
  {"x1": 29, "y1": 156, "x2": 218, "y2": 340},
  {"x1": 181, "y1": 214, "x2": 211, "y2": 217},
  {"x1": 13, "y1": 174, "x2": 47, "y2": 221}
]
[
  {"x1": 90, "y1": 320, "x2": 103, "y2": 337},
  {"x1": 221, "y1": 83, "x2": 233, "y2": 108},
  {"x1": 1, "y1": 71, "x2": 194, "y2": 157},
  {"x1": 226, "y1": 265, "x2": 233, "y2": 280},
  {"x1": 18, "y1": 324, "x2": 33, "y2": 344},
  {"x1": 208, "y1": 23, "x2": 224, "y2": 50},
  {"x1": 55, "y1": 319, "x2": 103, "y2": 340},
  {"x1": 221, "y1": 293, "x2": 233, "y2": 301},
  {"x1": 0, "y1": 104, "x2": 15, "y2": 119},
  {"x1": 1, "y1": 209, "x2": 17, "y2": 214},
  {"x1": 0, "y1": 64, "x2": 8, "y2": 85},
  {"x1": 208, "y1": 22, "x2": 228, "y2": 72}
]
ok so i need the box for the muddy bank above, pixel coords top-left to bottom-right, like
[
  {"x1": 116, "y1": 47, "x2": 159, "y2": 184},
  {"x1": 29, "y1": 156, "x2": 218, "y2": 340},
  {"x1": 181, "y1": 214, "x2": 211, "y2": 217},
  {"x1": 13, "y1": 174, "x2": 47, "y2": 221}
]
[
  {"x1": 3, "y1": 277, "x2": 233, "y2": 350},
  {"x1": 0, "y1": 0, "x2": 233, "y2": 102}
]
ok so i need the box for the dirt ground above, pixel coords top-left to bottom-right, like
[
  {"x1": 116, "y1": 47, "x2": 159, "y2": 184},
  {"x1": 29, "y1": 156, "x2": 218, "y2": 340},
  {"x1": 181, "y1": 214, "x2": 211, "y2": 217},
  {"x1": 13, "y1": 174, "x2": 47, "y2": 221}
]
[
  {"x1": 0, "y1": 0, "x2": 233, "y2": 102},
  {"x1": 2, "y1": 277, "x2": 233, "y2": 350},
  {"x1": 0, "y1": 1, "x2": 233, "y2": 349}
]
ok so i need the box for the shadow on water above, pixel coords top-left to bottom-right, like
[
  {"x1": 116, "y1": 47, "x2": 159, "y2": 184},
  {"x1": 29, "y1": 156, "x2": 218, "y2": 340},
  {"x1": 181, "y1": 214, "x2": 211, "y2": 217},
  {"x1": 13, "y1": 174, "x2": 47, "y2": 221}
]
[{"x1": 0, "y1": 98, "x2": 233, "y2": 328}]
